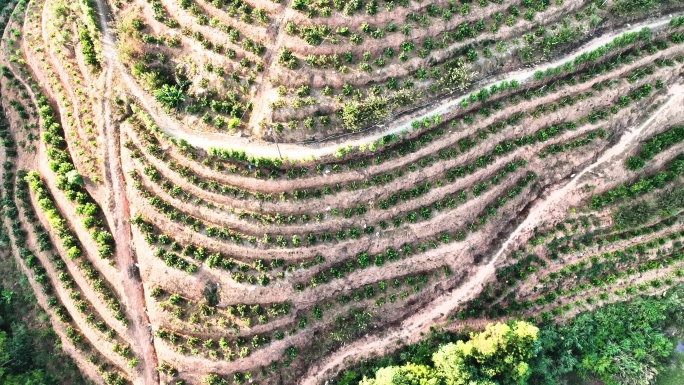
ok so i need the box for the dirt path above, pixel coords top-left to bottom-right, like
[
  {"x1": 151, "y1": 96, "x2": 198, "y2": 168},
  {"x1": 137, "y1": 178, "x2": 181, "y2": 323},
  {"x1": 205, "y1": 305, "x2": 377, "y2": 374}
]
[
  {"x1": 94, "y1": 0, "x2": 159, "y2": 383},
  {"x1": 246, "y1": 2, "x2": 293, "y2": 134},
  {"x1": 90, "y1": 6, "x2": 677, "y2": 160},
  {"x1": 298, "y1": 81, "x2": 684, "y2": 385},
  {"x1": 122, "y1": 65, "x2": 666, "y2": 231}
]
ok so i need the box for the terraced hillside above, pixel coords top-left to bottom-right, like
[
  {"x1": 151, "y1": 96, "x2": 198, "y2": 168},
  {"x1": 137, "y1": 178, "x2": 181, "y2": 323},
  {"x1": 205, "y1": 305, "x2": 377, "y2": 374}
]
[{"x1": 1, "y1": 0, "x2": 684, "y2": 384}]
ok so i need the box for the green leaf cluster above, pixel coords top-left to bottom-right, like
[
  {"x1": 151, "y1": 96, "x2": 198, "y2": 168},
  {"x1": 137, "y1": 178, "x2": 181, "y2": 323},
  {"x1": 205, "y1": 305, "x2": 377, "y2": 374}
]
[{"x1": 360, "y1": 322, "x2": 539, "y2": 385}]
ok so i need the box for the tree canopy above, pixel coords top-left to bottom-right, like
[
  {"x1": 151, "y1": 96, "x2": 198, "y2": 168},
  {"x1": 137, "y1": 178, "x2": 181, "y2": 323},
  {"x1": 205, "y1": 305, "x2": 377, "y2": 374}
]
[
  {"x1": 0, "y1": 281, "x2": 86, "y2": 385},
  {"x1": 360, "y1": 322, "x2": 539, "y2": 385},
  {"x1": 433, "y1": 322, "x2": 539, "y2": 385},
  {"x1": 440, "y1": 57, "x2": 478, "y2": 92},
  {"x1": 531, "y1": 295, "x2": 676, "y2": 385},
  {"x1": 354, "y1": 284, "x2": 684, "y2": 385}
]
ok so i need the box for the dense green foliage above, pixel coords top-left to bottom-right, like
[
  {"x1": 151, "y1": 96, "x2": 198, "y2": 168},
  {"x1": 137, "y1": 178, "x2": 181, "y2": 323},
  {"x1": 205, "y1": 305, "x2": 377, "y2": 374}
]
[
  {"x1": 78, "y1": 27, "x2": 99, "y2": 69},
  {"x1": 656, "y1": 350, "x2": 684, "y2": 385},
  {"x1": 360, "y1": 322, "x2": 540, "y2": 385},
  {"x1": 529, "y1": 293, "x2": 680, "y2": 385},
  {"x1": 338, "y1": 285, "x2": 684, "y2": 385},
  {"x1": 590, "y1": 154, "x2": 684, "y2": 210},
  {"x1": 341, "y1": 96, "x2": 390, "y2": 132},
  {"x1": 0, "y1": 290, "x2": 61, "y2": 384},
  {"x1": 613, "y1": 185, "x2": 684, "y2": 228},
  {"x1": 627, "y1": 126, "x2": 684, "y2": 170},
  {"x1": 154, "y1": 84, "x2": 185, "y2": 109},
  {"x1": 614, "y1": 0, "x2": 674, "y2": 17},
  {"x1": 0, "y1": 282, "x2": 86, "y2": 384},
  {"x1": 33, "y1": 92, "x2": 115, "y2": 258}
]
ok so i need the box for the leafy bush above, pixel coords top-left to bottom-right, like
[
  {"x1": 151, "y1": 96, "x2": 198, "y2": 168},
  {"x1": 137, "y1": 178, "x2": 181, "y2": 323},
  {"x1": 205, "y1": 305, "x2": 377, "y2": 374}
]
[
  {"x1": 78, "y1": 27, "x2": 99, "y2": 69},
  {"x1": 612, "y1": 200, "x2": 655, "y2": 229},
  {"x1": 277, "y1": 48, "x2": 298, "y2": 69},
  {"x1": 0, "y1": 283, "x2": 88, "y2": 385},
  {"x1": 341, "y1": 96, "x2": 390, "y2": 131},
  {"x1": 154, "y1": 84, "x2": 185, "y2": 109},
  {"x1": 440, "y1": 57, "x2": 478, "y2": 92},
  {"x1": 625, "y1": 156, "x2": 645, "y2": 170}
]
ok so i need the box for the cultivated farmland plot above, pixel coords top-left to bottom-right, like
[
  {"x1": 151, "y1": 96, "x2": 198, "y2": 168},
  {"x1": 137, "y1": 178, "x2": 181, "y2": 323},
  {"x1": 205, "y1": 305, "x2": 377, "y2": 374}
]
[{"x1": 1, "y1": 0, "x2": 684, "y2": 384}]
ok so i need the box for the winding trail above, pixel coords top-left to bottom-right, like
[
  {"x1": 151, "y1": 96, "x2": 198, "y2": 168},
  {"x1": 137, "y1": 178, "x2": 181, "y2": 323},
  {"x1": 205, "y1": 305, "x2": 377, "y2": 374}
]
[
  {"x1": 93, "y1": 0, "x2": 159, "y2": 383},
  {"x1": 90, "y1": 2, "x2": 675, "y2": 160},
  {"x1": 298, "y1": 82, "x2": 684, "y2": 385}
]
